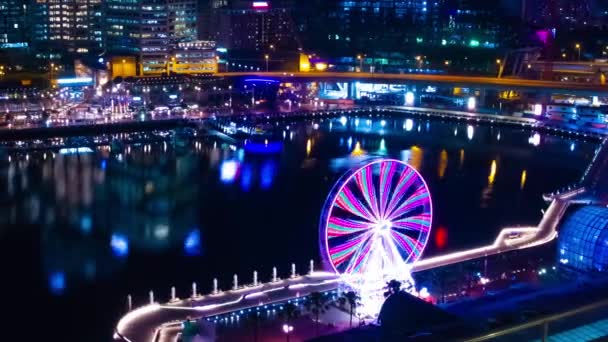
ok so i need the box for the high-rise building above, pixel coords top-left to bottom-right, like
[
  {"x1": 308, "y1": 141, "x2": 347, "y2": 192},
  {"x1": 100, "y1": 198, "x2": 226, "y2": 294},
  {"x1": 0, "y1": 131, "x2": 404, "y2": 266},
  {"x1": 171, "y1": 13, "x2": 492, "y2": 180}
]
[
  {"x1": 525, "y1": 0, "x2": 592, "y2": 27},
  {"x1": 443, "y1": 0, "x2": 505, "y2": 49},
  {"x1": 105, "y1": 0, "x2": 198, "y2": 75},
  {"x1": 202, "y1": 0, "x2": 298, "y2": 51},
  {"x1": 295, "y1": 0, "x2": 511, "y2": 53},
  {"x1": 168, "y1": 0, "x2": 197, "y2": 44},
  {"x1": 0, "y1": 0, "x2": 28, "y2": 45},
  {"x1": 31, "y1": 0, "x2": 103, "y2": 53},
  {"x1": 314, "y1": 0, "x2": 438, "y2": 51}
]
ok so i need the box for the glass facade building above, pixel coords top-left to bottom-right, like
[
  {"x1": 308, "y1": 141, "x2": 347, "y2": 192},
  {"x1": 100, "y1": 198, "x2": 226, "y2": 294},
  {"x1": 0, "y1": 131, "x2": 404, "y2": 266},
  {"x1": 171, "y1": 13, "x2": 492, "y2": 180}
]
[
  {"x1": 105, "y1": 0, "x2": 197, "y2": 75},
  {"x1": 0, "y1": 0, "x2": 28, "y2": 44},
  {"x1": 558, "y1": 206, "x2": 608, "y2": 272},
  {"x1": 32, "y1": 0, "x2": 103, "y2": 53}
]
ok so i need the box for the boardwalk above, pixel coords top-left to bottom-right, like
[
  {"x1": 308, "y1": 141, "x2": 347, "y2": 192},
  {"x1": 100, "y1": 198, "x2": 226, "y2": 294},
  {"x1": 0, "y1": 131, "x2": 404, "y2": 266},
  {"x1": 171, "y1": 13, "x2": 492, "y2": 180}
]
[{"x1": 115, "y1": 189, "x2": 586, "y2": 342}]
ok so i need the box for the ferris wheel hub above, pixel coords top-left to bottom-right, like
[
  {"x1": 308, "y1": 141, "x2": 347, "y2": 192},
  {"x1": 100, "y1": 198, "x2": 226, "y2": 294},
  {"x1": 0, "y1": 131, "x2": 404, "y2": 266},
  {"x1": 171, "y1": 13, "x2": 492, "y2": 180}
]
[{"x1": 373, "y1": 219, "x2": 393, "y2": 235}]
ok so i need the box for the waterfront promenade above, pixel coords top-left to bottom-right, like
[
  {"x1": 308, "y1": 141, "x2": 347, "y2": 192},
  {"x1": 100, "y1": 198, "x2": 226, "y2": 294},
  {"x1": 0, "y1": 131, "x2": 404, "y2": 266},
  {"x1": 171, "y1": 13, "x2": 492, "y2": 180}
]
[
  {"x1": 0, "y1": 105, "x2": 605, "y2": 144},
  {"x1": 114, "y1": 186, "x2": 595, "y2": 342}
]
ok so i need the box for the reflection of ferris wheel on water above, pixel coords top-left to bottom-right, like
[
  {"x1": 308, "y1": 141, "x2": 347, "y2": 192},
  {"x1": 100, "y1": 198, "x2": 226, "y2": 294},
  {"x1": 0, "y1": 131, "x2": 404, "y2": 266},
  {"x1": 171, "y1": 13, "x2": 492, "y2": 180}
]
[{"x1": 319, "y1": 159, "x2": 432, "y2": 291}]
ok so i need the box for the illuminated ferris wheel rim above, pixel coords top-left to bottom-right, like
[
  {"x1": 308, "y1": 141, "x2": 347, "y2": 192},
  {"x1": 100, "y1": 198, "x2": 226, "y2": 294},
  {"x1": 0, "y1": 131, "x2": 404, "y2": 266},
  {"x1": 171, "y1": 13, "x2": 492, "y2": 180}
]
[{"x1": 319, "y1": 158, "x2": 433, "y2": 283}]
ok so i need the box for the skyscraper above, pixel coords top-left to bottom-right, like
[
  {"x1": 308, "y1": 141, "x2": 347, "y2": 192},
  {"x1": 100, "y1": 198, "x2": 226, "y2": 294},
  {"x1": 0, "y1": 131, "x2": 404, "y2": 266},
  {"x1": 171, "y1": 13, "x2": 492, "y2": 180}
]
[
  {"x1": 525, "y1": 0, "x2": 592, "y2": 27},
  {"x1": 202, "y1": 0, "x2": 298, "y2": 51},
  {"x1": 168, "y1": 0, "x2": 197, "y2": 44},
  {"x1": 31, "y1": 0, "x2": 103, "y2": 53},
  {"x1": 105, "y1": 0, "x2": 198, "y2": 74},
  {"x1": 0, "y1": 0, "x2": 28, "y2": 45}
]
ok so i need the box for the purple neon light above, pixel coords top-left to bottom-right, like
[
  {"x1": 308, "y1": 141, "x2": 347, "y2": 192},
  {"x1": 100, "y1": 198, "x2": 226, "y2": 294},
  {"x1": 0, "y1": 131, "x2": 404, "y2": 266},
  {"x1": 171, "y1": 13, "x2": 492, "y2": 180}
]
[{"x1": 321, "y1": 159, "x2": 433, "y2": 279}]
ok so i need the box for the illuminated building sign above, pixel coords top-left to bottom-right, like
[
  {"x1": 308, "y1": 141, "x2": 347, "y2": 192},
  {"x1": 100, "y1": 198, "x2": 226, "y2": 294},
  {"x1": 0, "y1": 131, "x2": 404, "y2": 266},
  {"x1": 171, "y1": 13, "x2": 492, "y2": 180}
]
[
  {"x1": 0, "y1": 42, "x2": 28, "y2": 49},
  {"x1": 59, "y1": 147, "x2": 94, "y2": 154},
  {"x1": 252, "y1": 1, "x2": 269, "y2": 9},
  {"x1": 56, "y1": 77, "x2": 93, "y2": 86}
]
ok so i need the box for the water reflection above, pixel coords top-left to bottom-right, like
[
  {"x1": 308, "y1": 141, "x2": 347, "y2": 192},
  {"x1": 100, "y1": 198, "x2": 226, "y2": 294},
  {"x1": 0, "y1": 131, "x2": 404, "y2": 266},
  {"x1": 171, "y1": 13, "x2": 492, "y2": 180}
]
[
  {"x1": 438, "y1": 149, "x2": 448, "y2": 179},
  {"x1": 184, "y1": 228, "x2": 202, "y2": 256},
  {"x1": 306, "y1": 138, "x2": 312, "y2": 156},
  {"x1": 351, "y1": 141, "x2": 364, "y2": 156},
  {"x1": 488, "y1": 160, "x2": 498, "y2": 185},
  {"x1": 481, "y1": 159, "x2": 498, "y2": 208},
  {"x1": 110, "y1": 233, "x2": 129, "y2": 258},
  {"x1": 220, "y1": 160, "x2": 239, "y2": 183},
  {"x1": 529, "y1": 133, "x2": 541, "y2": 146},
  {"x1": 0, "y1": 117, "x2": 596, "y2": 308},
  {"x1": 0, "y1": 143, "x2": 205, "y2": 295},
  {"x1": 378, "y1": 138, "x2": 387, "y2": 155},
  {"x1": 459, "y1": 149, "x2": 465, "y2": 169},
  {"x1": 467, "y1": 125, "x2": 475, "y2": 140}
]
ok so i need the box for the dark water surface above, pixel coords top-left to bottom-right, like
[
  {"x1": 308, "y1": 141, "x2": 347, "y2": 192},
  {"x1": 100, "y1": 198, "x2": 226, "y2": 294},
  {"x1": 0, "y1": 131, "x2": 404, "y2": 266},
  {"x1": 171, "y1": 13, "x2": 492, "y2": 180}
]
[{"x1": 0, "y1": 115, "x2": 596, "y2": 340}]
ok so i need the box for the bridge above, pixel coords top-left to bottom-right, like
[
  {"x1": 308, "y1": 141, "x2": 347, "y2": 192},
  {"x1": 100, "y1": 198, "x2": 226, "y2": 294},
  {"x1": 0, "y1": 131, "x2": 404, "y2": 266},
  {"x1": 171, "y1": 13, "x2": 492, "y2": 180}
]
[{"x1": 217, "y1": 72, "x2": 608, "y2": 95}]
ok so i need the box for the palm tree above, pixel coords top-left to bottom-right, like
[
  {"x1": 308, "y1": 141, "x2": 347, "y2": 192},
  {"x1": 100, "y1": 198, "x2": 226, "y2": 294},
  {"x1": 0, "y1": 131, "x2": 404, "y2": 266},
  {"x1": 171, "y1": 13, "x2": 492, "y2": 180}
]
[
  {"x1": 384, "y1": 279, "x2": 402, "y2": 297},
  {"x1": 338, "y1": 291, "x2": 360, "y2": 327},
  {"x1": 305, "y1": 291, "x2": 331, "y2": 337},
  {"x1": 280, "y1": 302, "x2": 300, "y2": 342}
]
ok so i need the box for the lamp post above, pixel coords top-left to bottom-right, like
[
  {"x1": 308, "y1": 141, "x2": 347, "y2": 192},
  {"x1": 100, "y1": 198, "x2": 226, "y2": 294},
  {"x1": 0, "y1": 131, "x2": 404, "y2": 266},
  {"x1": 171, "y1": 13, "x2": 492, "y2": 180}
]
[
  {"x1": 264, "y1": 54, "x2": 269, "y2": 72},
  {"x1": 228, "y1": 85, "x2": 232, "y2": 108},
  {"x1": 415, "y1": 55, "x2": 423, "y2": 69},
  {"x1": 575, "y1": 43, "x2": 581, "y2": 61},
  {"x1": 357, "y1": 54, "x2": 363, "y2": 72},
  {"x1": 496, "y1": 58, "x2": 502, "y2": 78}
]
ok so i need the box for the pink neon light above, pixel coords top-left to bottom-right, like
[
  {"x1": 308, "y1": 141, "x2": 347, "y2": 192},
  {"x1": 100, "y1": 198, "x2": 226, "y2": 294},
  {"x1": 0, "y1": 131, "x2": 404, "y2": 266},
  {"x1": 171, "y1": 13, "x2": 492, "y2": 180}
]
[
  {"x1": 320, "y1": 159, "x2": 433, "y2": 286},
  {"x1": 252, "y1": 1, "x2": 269, "y2": 8}
]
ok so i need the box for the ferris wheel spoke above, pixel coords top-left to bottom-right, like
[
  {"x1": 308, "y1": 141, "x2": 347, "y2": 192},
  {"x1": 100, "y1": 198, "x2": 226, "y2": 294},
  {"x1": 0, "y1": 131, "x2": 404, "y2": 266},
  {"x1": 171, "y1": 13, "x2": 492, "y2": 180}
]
[
  {"x1": 386, "y1": 185, "x2": 429, "y2": 222},
  {"x1": 344, "y1": 233, "x2": 375, "y2": 274},
  {"x1": 391, "y1": 214, "x2": 432, "y2": 232},
  {"x1": 391, "y1": 230, "x2": 424, "y2": 260},
  {"x1": 327, "y1": 217, "x2": 373, "y2": 237},
  {"x1": 378, "y1": 161, "x2": 398, "y2": 219},
  {"x1": 335, "y1": 185, "x2": 376, "y2": 221},
  {"x1": 355, "y1": 165, "x2": 380, "y2": 219},
  {"x1": 384, "y1": 234, "x2": 409, "y2": 267},
  {"x1": 330, "y1": 232, "x2": 371, "y2": 267},
  {"x1": 385, "y1": 169, "x2": 417, "y2": 216}
]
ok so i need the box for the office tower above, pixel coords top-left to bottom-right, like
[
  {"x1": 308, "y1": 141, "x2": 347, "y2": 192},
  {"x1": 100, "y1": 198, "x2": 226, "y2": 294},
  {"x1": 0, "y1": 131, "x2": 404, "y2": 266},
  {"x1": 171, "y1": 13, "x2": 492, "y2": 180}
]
[
  {"x1": 31, "y1": 0, "x2": 103, "y2": 53},
  {"x1": 202, "y1": 0, "x2": 298, "y2": 51},
  {"x1": 0, "y1": 0, "x2": 28, "y2": 45},
  {"x1": 106, "y1": 0, "x2": 197, "y2": 74}
]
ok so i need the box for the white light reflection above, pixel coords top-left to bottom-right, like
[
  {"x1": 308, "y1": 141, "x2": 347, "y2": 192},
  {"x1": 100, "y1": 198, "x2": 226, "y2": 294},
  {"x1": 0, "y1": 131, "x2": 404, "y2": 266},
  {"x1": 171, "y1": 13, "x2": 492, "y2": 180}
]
[{"x1": 467, "y1": 125, "x2": 474, "y2": 140}]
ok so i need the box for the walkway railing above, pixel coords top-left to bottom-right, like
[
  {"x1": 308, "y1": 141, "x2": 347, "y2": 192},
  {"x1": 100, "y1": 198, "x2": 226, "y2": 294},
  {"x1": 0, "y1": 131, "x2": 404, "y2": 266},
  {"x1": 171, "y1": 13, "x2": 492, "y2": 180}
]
[{"x1": 463, "y1": 297, "x2": 608, "y2": 342}]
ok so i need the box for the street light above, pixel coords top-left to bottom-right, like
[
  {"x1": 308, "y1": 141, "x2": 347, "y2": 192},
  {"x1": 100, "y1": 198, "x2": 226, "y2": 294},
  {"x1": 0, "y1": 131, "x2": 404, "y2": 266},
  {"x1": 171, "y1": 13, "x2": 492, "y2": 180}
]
[
  {"x1": 264, "y1": 54, "x2": 269, "y2": 72},
  {"x1": 575, "y1": 43, "x2": 581, "y2": 61},
  {"x1": 415, "y1": 55, "x2": 423, "y2": 69},
  {"x1": 357, "y1": 54, "x2": 363, "y2": 71},
  {"x1": 228, "y1": 85, "x2": 232, "y2": 108}
]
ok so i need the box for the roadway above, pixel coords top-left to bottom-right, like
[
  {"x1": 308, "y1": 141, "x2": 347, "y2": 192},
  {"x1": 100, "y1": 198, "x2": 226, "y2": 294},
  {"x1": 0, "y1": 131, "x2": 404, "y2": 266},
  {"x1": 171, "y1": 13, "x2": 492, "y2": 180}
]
[{"x1": 217, "y1": 72, "x2": 608, "y2": 94}]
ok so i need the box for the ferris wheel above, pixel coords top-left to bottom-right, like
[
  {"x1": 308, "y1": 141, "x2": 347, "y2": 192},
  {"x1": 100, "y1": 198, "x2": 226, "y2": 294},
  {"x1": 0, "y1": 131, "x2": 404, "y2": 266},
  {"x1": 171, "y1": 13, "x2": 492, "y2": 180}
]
[{"x1": 319, "y1": 159, "x2": 433, "y2": 290}]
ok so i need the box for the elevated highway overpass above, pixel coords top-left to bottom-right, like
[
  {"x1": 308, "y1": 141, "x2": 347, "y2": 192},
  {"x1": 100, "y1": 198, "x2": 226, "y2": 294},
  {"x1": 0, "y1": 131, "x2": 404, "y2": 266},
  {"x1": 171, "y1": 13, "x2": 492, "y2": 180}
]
[{"x1": 216, "y1": 72, "x2": 608, "y2": 95}]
